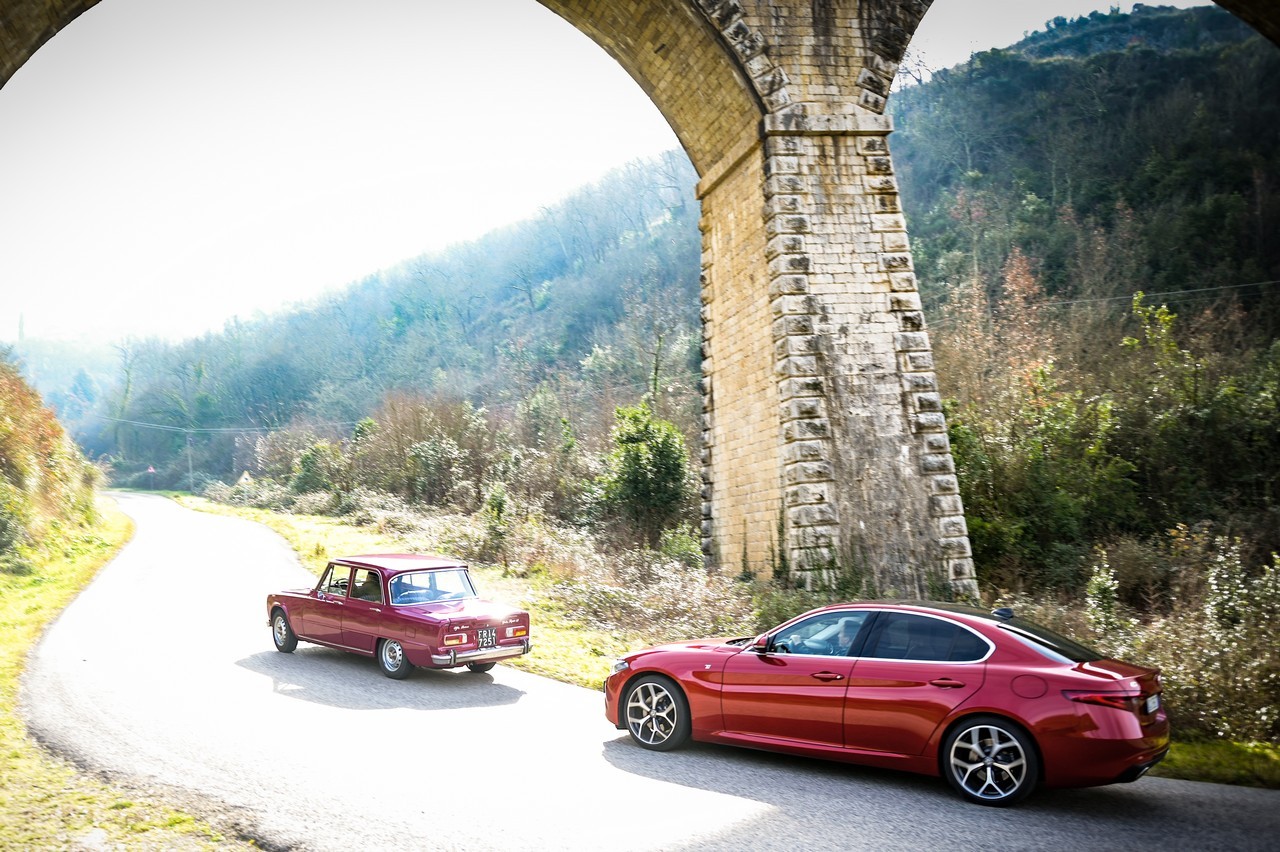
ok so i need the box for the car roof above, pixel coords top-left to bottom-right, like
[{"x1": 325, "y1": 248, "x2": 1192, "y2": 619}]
[
  {"x1": 809, "y1": 600, "x2": 1000, "y2": 623},
  {"x1": 331, "y1": 554, "x2": 466, "y2": 574}
]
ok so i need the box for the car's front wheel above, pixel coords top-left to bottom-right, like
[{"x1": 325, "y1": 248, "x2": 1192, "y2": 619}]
[
  {"x1": 466, "y1": 661, "x2": 496, "y2": 673},
  {"x1": 271, "y1": 609, "x2": 297, "y2": 653},
  {"x1": 378, "y1": 639, "x2": 414, "y2": 680},
  {"x1": 623, "y1": 674, "x2": 691, "y2": 751},
  {"x1": 943, "y1": 715, "x2": 1040, "y2": 806}
]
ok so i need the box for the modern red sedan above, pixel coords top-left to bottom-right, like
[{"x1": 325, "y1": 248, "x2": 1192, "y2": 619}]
[
  {"x1": 267, "y1": 554, "x2": 531, "y2": 679},
  {"x1": 604, "y1": 601, "x2": 1168, "y2": 806}
]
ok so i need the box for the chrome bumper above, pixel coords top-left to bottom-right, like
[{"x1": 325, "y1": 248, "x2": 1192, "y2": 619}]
[{"x1": 430, "y1": 638, "x2": 531, "y2": 667}]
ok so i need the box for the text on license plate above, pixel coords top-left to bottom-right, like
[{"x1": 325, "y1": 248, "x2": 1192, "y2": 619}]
[
  {"x1": 1144, "y1": 694, "x2": 1160, "y2": 714},
  {"x1": 477, "y1": 627, "x2": 497, "y2": 648}
]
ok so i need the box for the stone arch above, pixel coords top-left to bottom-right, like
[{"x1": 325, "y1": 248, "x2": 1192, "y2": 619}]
[{"x1": 5, "y1": 1, "x2": 1279, "y2": 598}]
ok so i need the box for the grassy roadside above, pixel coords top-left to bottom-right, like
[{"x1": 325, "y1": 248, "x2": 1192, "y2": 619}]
[{"x1": 0, "y1": 495, "x2": 251, "y2": 849}]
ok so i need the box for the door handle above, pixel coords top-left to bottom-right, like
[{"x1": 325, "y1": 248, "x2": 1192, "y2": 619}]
[
  {"x1": 929, "y1": 678, "x2": 965, "y2": 689},
  {"x1": 811, "y1": 671, "x2": 845, "y2": 682}
]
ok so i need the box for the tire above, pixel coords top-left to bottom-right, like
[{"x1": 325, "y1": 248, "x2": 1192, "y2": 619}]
[
  {"x1": 942, "y1": 715, "x2": 1040, "y2": 806},
  {"x1": 623, "y1": 674, "x2": 691, "y2": 751},
  {"x1": 466, "y1": 661, "x2": 496, "y2": 673},
  {"x1": 271, "y1": 609, "x2": 297, "y2": 653},
  {"x1": 378, "y1": 639, "x2": 414, "y2": 680}
]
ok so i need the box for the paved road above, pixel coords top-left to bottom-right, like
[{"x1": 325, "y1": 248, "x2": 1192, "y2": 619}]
[{"x1": 20, "y1": 493, "x2": 1280, "y2": 850}]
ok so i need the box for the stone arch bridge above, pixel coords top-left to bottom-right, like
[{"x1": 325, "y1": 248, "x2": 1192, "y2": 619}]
[{"x1": 3, "y1": 1, "x2": 1276, "y2": 598}]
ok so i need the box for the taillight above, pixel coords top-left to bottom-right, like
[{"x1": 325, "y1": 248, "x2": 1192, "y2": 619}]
[
  {"x1": 505, "y1": 626, "x2": 528, "y2": 638},
  {"x1": 1063, "y1": 689, "x2": 1143, "y2": 712},
  {"x1": 444, "y1": 633, "x2": 467, "y2": 646}
]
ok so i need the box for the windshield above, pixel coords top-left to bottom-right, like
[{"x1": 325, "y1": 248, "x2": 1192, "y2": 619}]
[{"x1": 389, "y1": 569, "x2": 477, "y2": 606}]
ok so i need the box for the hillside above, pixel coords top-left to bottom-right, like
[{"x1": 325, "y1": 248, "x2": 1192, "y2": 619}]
[
  {"x1": 0, "y1": 349, "x2": 98, "y2": 570},
  {"x1": 73, "y1": 150, "x2": 701, "y2": 487}
]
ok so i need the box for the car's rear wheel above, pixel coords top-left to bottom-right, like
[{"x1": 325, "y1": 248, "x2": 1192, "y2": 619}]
[
  {"x1": 943, "y1": 715, "x2": 1040, "y2": 806},
  {"x1": 466, "y1": 661, "x2": 496, "y2": 673},
  {"x1": 271, "y1": 609, "x2": 297, "y2": 653},
  {"x1": 378, "y1": 639, "x2": 413, "y2": 679},
  {"x1": 623, "y1": 674, "x2": 691, "y2": 751}
]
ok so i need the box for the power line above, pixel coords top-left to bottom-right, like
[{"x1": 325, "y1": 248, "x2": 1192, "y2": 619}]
[
  {"x1": 1033, "y1": 278, "x2": 1280, "y2": 308},
  {"x1": 88, "y1": 413, "x2": 366, "y2": 435},
  {"x1": 922, "y1": 277, "x2": 1280, "y2": 317}
]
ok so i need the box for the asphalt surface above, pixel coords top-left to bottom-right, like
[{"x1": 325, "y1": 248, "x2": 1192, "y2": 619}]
[{"x1": 20, "y1": 492, "x2": 1280, "y2": 850}]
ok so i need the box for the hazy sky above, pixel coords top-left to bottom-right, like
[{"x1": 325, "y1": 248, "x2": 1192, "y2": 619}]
[{"x1": 0, "y1": 0, "x2": 1214, "y2": 344}]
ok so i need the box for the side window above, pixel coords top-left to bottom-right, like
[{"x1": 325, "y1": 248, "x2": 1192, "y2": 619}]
[
  {"x1": 865, "y1": 613, "x2": 987, "y2": 662},
  {"x1": 773, "y1": 611, "x2": 870, "y2": 656},
  {"x1": 351, "y1": 568, "x2": 383, "y2": 603},
  {"x1": 319, "y1": 564, "x2": 351, "y2": 596}
]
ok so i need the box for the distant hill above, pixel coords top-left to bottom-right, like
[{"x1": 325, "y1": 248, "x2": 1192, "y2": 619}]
[
  {"x1": 890, "y1": 3, "x2": 1279, "y2": 331},
  {"x1": 74, "y1": 151, "x2": 702, "y2": 484},
  {"x1": 1010, "y1": 3, "x2": 1258, "y2": 59}
]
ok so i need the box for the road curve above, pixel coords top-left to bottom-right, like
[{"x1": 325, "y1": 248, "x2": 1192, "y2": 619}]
[{"x1": 21, "y1": 493, "x2": 1280, "y2": 850}]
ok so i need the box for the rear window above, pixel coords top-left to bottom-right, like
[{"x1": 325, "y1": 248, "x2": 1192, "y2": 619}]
[
  {"x1": 998, "y1": 619, "x2": 1103, "y2": 663},
  {"x1": 389, "y1": 569, "x2": 477, "y2": 605}
]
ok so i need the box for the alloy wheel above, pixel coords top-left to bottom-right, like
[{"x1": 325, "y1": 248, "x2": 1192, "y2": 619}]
[
  {"x1": 626, "y1": 680, "x2": 679, "y2": 746},
  {"x1": 947, "y1": 721, "x2": 1031, "y2": 803}
]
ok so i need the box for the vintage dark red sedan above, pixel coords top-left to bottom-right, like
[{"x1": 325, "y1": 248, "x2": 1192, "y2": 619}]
[
  {"x1": 267, "y1": 554, "x2": 531, "y2": 679},
  {"x1": 604, "y1": 601, "x2": 1168, "y2": 806}
]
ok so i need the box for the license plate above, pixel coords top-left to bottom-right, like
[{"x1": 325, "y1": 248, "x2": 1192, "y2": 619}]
[
  {"x1": 1144, "y1": 694, "x2": 1160, "y2": 714},
  {"x1": 477, "y1": 627, "x2": 497, "y2": 649}
]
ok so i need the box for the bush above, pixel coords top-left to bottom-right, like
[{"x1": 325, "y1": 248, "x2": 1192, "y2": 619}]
[
  {"x1": 598, "y1": 401, "x2": 692, "y2": 548},
  {"x1": 1069, "y1": 538, "x2": 1280, "y2": 743},
  {"x1": 545, "y1": 551, "x2": 755, "y2": 638}
]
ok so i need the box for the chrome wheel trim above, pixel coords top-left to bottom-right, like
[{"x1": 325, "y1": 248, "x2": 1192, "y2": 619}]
[
  {"x1": 625, "y1": 681, "x2": 679, "y2": 746},
  {"x1": 948, "y1": 723, "x2": 1029, "y2": 802},
  {"x1": 272, "y1": 614, "x2": 289, "y2": 645},
  {"x1": 381, "y1": 640, "x2": 405, "y2": 671}
]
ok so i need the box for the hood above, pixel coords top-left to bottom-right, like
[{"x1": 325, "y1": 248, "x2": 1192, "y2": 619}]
[{"x1": 628, "y1": 636, "x2": 751, "y2": 659}]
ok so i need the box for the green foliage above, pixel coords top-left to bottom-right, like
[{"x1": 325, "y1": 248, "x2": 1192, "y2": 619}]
[
  {"x1": 290, "y1": 442, "x2": 342, "y2": 494},
  {"x1": 481, "y1": 482, "x2": 510, "y2": 569},
  {"x1": 598, "y1": 401, "x2": 691, "y2": 548},
  {"x1": 951, "y1": 361, "x2": 1140, "y2": 592}
]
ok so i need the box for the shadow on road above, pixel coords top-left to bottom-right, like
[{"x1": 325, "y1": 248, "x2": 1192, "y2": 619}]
[
  {"x1": 597, "y1": 736, "x2": 1207, "y2": 851},
  {"x1": 236, "y1": 647, "x2": 526, "y2": 711}
]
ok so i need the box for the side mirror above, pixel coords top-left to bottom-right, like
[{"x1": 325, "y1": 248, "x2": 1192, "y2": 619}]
[{"x1": 751, "y1": 634, "x2": 771, "y2": 654}]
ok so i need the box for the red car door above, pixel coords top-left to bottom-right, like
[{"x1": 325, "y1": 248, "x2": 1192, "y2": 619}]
[
  {"x1": 720, "y1": 611, "x2": 868, "y2": 748},
  {"x1": 842, "y1": 612, "x2": 987, "y2": 756},
  {"x1": 301, "y1": 564, "x2": 349, "y2": 646},
  {"x1": 341, "y1": 568, "x2": 386, "y2": 653}
]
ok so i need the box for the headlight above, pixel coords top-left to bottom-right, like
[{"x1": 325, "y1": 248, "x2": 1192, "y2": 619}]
[{"x1": 610, "y1": 659, "x2": 630, "y2": 675}]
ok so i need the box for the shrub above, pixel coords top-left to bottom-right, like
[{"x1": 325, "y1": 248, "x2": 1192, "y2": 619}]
[
  {"x1": 1075, "y1": 538, "x2": 1280, "y2": 743},
  {"x1": 598, "y1": 401, "x2": 692, "y2": 548}
]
